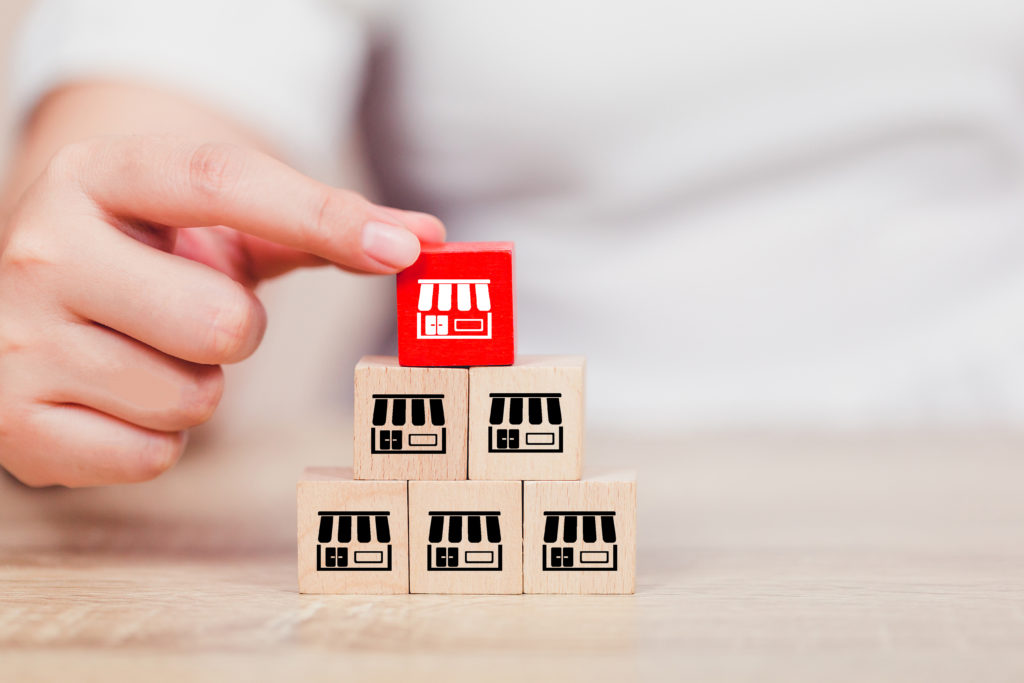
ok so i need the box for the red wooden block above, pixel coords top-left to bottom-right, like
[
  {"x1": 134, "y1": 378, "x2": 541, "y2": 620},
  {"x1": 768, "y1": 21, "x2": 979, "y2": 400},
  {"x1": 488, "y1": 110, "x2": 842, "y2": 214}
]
[{"x1": 397, "y1": 242, "x2": 515, "y2": 367}]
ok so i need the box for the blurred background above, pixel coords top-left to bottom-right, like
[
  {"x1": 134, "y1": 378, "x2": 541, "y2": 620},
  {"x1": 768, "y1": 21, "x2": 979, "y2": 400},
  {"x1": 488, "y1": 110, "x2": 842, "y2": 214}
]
[
  {"x1": 0, "y1": 2, "x2": 28, "y2": 157},
  {"x1": 5, "y1": 1, "x2": 1024, "y2": 439},
  {"x1": 3, "y1": 7, "x2": 1024, "y2": 677}
]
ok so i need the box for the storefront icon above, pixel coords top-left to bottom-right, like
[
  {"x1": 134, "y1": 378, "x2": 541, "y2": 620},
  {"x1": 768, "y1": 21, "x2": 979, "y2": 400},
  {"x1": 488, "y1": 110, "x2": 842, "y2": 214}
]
[
  {"x1": 316, "y1": 511, "x2": 393, "y2": 571},
  {"x1": 416, "y1": 279, "x2": 492, "y2": 340},
  {"x1": 541, "y1": 511, "x2": 618, "y2": 571},
  {"x1": 488, "y1": 393, "x2": 564, "y2": 453},
  {"x1": 371, "y1": 394, "x2": 447, "y2": 455},
  {"x1": 426, "y1": 511, "x2": 504, "y2": 571}
]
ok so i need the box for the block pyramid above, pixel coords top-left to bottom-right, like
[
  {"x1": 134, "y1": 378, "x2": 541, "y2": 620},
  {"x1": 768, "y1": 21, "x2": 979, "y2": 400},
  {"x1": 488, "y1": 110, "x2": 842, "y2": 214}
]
[{"x1": 298, "y1": 242, "x2": 637, "y2": 594}]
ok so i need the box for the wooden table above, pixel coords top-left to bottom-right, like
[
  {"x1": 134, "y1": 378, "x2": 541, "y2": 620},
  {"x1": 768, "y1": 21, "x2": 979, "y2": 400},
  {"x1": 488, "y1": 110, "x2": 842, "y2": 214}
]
[{"x1": 2, "y1": 423, "x2": 1023, "y2": 681}]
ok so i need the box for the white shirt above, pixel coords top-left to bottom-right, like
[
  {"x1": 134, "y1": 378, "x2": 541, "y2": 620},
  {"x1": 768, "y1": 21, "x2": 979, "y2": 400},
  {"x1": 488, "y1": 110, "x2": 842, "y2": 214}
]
[{"x1": 11, "y1": 0, "x2": 1024, "y2": 429}]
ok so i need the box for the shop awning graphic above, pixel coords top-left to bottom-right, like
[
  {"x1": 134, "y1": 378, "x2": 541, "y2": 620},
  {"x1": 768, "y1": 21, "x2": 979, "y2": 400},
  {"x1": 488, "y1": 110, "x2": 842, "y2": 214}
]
[
  {"x1": 428, "y1": 512, "x2": 503, "y2": 544},
  {"x1": 318, "y1": 512, "x2": 392, "y2": 544},
  {"x1": 487, "y1": 393, "x2": 565, "y2": 453},
  {"x1": 543, "y1": 512, "x2": 616, "y2": 544},
  {"x1": 426, "y1": 511, "x2": 504, "y2": 571},
  {"x1": 489, "y1": 393, "x2": 562, "y2": 426},
  {"x1": 315, "y1": 511, "x2": 394, "y2": 571},
  {"x1": 372, "y1": 394, "x2": 446, "y2": 427},
  {"x1": 370, "y1": 394, "x2": 448, "y2": 454},
  {"x1": 416, "y1": 279, "x2": 493, "y2": 339},
  {"x1": 417, "y1": 279, "x2": 491, "y2": 313},
  {"x1": 541, "y1": 511, "x2": 619, "y2": 572}
]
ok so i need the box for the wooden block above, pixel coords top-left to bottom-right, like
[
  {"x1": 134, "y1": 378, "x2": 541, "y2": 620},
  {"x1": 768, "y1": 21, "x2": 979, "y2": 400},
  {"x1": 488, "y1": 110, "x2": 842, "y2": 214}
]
[
  {"x1": 408, "y1": 480, "x2": 522, "y2": 594},
  {"x1": 469, "y1": 355, "x2": 584, "y2": 480},
  {"x1": 397, "y1": 241, "x2": 515, "y2": 367},
  {"x1": 297, "y1": 467, "x2": 409, "y2": 594},
  {"x1": 523, "y1": 472, "x2": 636, "y2": 594},
  {"x1": 354, "y1": 356, "x2": 468, "y2": 480}
]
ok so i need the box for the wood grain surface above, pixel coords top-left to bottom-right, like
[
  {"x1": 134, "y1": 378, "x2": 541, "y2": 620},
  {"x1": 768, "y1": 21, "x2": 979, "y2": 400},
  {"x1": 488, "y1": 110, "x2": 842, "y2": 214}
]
[{"x1": 2, "y1": 424, "x2": 1024, "y2": 681}]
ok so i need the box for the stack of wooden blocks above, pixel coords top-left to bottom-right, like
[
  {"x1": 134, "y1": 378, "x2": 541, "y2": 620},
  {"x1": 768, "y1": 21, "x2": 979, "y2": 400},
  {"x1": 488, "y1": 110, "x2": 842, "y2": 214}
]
[{"x1": 297, "y1": 242, "x2": 636, "y2": 594}]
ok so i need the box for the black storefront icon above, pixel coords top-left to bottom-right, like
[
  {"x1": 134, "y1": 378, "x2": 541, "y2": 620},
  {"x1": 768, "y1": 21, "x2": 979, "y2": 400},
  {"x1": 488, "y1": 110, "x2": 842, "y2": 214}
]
[
  {"x1": 426, "y1": 511, "x2": 504, "y2": 571},
  {"x1": 541, "y1": 511, "x2": 618, "y2": 571},
  {"x1": 487, "y1": 393, "x2": 563, "y2": 454},
  {"x1": 316, "y1": 511, "x2": 393, "y2": 571},
  {"x1": 371, "y1": 394, "x2": 447, "y2": 455}
]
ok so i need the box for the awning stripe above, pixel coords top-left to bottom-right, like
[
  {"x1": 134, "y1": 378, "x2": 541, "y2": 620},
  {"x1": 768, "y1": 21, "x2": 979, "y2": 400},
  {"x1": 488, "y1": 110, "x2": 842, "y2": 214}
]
[
  {"x1": 546, "y1": 397, "x2": 563, "y2": 425},
  {"x1": 429, "y1": 398, "x2": 446, "y2": 426},
  {"x1": 467, "y1": 515, "x2": 482, "y2": 543},
  {"x1": 563, "y1": 515, "x2": 578, "y2": 543},
  {"x1": 437, "y1": 284, "x2": 452, "y2": 311},
  {"x1": 375, "y1": 515, "x2": 391, "y2": 543},
  {"x1": 601, "y1": 515, "x2": 617, "y2": 543},
  {"x1": 543, "y1": 516, "x2": 558, "y2": 543},
  {"x1": 448, "y1": 515, "x2": 463, "y2": 543},
  {"x1": 486, "y1": 516, "x2": 502, "y2": 543},
  {"x1": 428, "y1": 516, "x2": 444, "y2": 543},
  {"x1": 475, "y1": 283, "x2": 491, "y2": 312},
  {"x1": 411, "y1": 398, "x2": 426, "y2": 426},
  {"x1": 457, "y1": 283, "x2": 471, "y2": 311},
  {"x1": 417, "y1": 282, "x2": 433, "y2": 312},
  {"x1": 318, "y1": 515, "x2": 333, "y2": 543},
  {"x1": 357, "y1": 516, "x2": 371, "y2": 543}
]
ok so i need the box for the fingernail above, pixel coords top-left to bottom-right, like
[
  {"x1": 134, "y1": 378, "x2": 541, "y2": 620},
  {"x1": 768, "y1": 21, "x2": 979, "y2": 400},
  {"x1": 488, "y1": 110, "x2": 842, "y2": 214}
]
[{"x1": 362, "y1": 221, "x2": 421, "y2": 268}]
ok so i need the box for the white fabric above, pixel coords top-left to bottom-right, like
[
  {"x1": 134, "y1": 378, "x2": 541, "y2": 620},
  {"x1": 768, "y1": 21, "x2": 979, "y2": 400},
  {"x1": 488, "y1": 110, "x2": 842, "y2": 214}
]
[
  {"x1": 10, "y1": 0, "x2": 1024, "y2": 429},
  {"x1": 10, "y1": 0, "x2": 365, "y2": 179}
]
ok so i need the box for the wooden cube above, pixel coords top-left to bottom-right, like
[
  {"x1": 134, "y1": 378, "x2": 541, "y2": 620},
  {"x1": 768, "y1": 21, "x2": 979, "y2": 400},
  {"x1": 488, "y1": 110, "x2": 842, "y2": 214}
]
[
  {"x1": 523, "y1": 472, "x2": 636, "y2": 594},
  {"x1": 469, "y1": 355, "x2": 585, "y2": 480},
  {"x1": 354, "y1": 356, "x2": 468, "y2": 480},
  {"x1": 408, "y1": 480, "x2": 522, "y2": 594},
  {"x1": 297, "y1": 467, "x2": 409, "y2": 594},
  {"x1": 396, "y1": 241, "x2": 515, "y2": 367}
]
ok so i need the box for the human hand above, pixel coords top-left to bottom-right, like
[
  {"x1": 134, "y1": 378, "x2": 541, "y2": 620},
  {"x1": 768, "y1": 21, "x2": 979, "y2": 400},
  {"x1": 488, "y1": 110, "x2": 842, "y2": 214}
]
[{"x1": 0, "y1": 136, "x2": 444, "y2": 486}]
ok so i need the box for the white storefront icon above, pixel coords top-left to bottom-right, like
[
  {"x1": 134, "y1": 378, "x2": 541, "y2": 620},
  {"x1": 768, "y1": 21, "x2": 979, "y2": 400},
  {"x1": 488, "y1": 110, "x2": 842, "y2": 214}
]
[{"x1": 417, "y1": 279, "x2": 492, "y2": 340}]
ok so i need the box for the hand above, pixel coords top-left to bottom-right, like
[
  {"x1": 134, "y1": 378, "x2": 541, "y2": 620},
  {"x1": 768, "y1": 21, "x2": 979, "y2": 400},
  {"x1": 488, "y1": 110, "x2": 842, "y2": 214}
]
[{"x1": 0, "y1": 136, "x2": 444, "y2": 487}]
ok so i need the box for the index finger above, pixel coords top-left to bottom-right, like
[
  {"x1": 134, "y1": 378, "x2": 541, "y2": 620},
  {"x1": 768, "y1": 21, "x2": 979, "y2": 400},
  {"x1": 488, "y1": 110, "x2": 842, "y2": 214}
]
[{"x1": 67, "y1": 136, "x2": 445, "y2": 273}]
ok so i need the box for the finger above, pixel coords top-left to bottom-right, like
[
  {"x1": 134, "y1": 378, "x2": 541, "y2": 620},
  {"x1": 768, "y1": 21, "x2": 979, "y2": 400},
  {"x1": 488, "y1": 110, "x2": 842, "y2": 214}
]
[
  {"x1": 36, "y1": 322, "x2": 224, "y2": 432},
  {"x1": 61, "y1": 221, "x2": 267, "y2": 365},
  {"x1": 68, "y1": 137, "x2": 445, "y2": 272},
  {"x1": 5, "y1": 403, "x2": 185, "y2": 487},
  {"x1": 173, "y1": 228, "x2": 329, "y2": 284},
  {"x1": 379, "y1": 209, "x2": 446, "y2": 244}
]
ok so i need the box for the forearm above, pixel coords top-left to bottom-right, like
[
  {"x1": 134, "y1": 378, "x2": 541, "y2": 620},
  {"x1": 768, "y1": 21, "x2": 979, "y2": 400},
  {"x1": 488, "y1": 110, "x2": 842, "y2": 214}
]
[{"x1": 2, "y1": 81, "x2": 272, "y2": 214}]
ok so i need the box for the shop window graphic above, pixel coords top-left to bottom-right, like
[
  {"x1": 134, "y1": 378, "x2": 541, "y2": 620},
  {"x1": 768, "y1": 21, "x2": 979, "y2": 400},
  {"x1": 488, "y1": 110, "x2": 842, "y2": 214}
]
[
  {"x1": 416, "y1": 279, "x2": 492, "y2": 339},
  {"x1": 316, "y1": 511, "x2": 393, "y2": 571},
  {"x1": 488, "y1": 393, "x2": 563, "y2": 453},
  {"x1": 541, "y1": 512, "x2": 618, "y2": 571},
  {"x1": 371, "y1": 394, "x2": 447, "y2": 455},
  {"x1": 426, "y1": 511, "x2": 504, "y2": 571}
]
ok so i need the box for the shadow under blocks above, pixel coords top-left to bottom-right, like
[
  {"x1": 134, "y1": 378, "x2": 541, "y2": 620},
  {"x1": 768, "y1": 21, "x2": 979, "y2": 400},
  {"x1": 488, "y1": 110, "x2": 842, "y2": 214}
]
[{"x1": 296, "y1": 241, "x2": 637, "y2": 594}]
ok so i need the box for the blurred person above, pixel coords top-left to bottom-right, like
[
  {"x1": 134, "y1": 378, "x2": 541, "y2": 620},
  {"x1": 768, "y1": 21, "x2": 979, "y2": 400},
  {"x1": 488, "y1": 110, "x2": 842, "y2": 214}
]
[{"x1": 3, "y1": 0, "x2": 1024, "y2": 487}]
